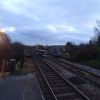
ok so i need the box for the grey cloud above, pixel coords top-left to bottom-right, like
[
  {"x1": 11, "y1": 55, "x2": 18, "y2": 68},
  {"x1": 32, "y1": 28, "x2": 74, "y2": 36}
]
[{"x1": 0, "y1": 0, "x2": 100, "y2": 45}]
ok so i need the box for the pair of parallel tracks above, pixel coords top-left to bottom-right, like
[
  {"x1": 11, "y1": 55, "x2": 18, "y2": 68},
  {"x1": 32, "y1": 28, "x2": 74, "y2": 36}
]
[
  {"x1": 33, "y1": 54, "x2": 89, "y2": 100},
  {"x1": 47, "y1": 56, "x2": 100, "y2": 88}
]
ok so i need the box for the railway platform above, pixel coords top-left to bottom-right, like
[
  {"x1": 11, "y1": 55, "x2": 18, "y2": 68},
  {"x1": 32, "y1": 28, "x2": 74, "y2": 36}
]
[{"x1": 0, "y1": 73, "x2": 44, "y2": 100}]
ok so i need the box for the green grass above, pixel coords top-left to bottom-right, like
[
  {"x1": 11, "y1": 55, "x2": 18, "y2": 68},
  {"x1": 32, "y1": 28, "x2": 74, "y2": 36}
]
[{"x1": 80, "y1": 60, "x2": 100, "y2": 70}]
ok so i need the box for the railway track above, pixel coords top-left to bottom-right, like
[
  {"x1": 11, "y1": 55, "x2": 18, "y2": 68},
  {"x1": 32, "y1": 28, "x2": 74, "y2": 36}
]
[
  {"x1": 46, "y1": 56, "x2": 100, "y2": 88},
  {"x1": 55, "y1": 57, "x2": 100, "y2": 78},
  {"x1": 33, "y1": 54, "x2": 89, "y2": 100}
]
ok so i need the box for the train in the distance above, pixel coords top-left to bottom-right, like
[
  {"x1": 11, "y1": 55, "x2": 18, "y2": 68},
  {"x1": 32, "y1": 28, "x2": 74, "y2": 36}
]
[{"x1": 34, "y1": 49, "x2": 62, "y2": 58}]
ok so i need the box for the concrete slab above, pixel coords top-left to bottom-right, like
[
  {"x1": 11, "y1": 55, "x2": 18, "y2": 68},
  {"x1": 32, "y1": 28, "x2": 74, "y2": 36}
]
[{"x1": 0, "y1": 73, "x2": 44, "y2": 100}]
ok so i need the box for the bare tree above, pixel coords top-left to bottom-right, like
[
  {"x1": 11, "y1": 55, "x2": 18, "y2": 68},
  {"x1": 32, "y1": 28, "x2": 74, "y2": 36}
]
[
  {"x1": 0, "y1": 31, "x2": 11, "y2": 60},
  {"x1": 0, "y1": 31, "x2": 11, "y2": 77},
  {"x1": 11, "y1": 42, "x2": 24, "y2": 70},
  {"x1": 93, "y1": 20, "x2": 100, "y2": 45}
]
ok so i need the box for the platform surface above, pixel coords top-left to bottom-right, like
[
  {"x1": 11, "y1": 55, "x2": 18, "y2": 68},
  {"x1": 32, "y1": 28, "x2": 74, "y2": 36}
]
[{"x1": 0, "y1": 73, "x2": 44, "y2": 100}]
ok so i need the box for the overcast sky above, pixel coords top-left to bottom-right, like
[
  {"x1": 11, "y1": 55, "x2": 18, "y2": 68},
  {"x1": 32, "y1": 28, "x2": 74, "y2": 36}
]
[{"x1": 0, "y1": 0, "x2": 100, "y2": 45}]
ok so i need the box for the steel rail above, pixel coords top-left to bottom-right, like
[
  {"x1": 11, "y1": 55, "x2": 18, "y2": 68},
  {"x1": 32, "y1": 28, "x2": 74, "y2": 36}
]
[
  {"x1": 33, "y1": 55, "x2": 58, "y2": 100},
  {"x1": 33, "y1": 54, "x2": 90, "y2": 100},
  {"x1": 51, "y1": 56, "x2": 100, "y2": 78},
  {"x1": 47, "y1": 57, "x2": 100, "y2": 88}
]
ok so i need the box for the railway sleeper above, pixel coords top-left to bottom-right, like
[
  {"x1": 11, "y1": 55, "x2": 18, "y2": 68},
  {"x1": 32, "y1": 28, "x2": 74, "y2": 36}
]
[
  {"x1": 53, "y1": 88, "x2": 74, "y2": 94},
  {"x1": 69, "y1": 76, "x2": 86, "y2": 85},
  {"x1": 56, "y1": 92, "x2": 80, "y2": 100},
  {"x1": 47, "y1": 77, "x2": 62, "y2": 80},
  {"x1": 47, "y1": 79, "x2": 65, "y2": 83},
  {"x1": 53, "y1": 86, "x2": 71, "y2": 90},
  {"x1": 46, "y1": 75, "x2": 60, "y2": 78},
  {"x1": 46, "y1": 78, "x2": 62, "y2": 81},
  {"x1": 46, "y1": 74, "x2": 59, "y2": 77},
  {"x1": 48, "y1": 81, "x2": 64, "y2": 84},
  {"x1": 50, "y1": 83, "x2": 67, "y2": 87}
]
